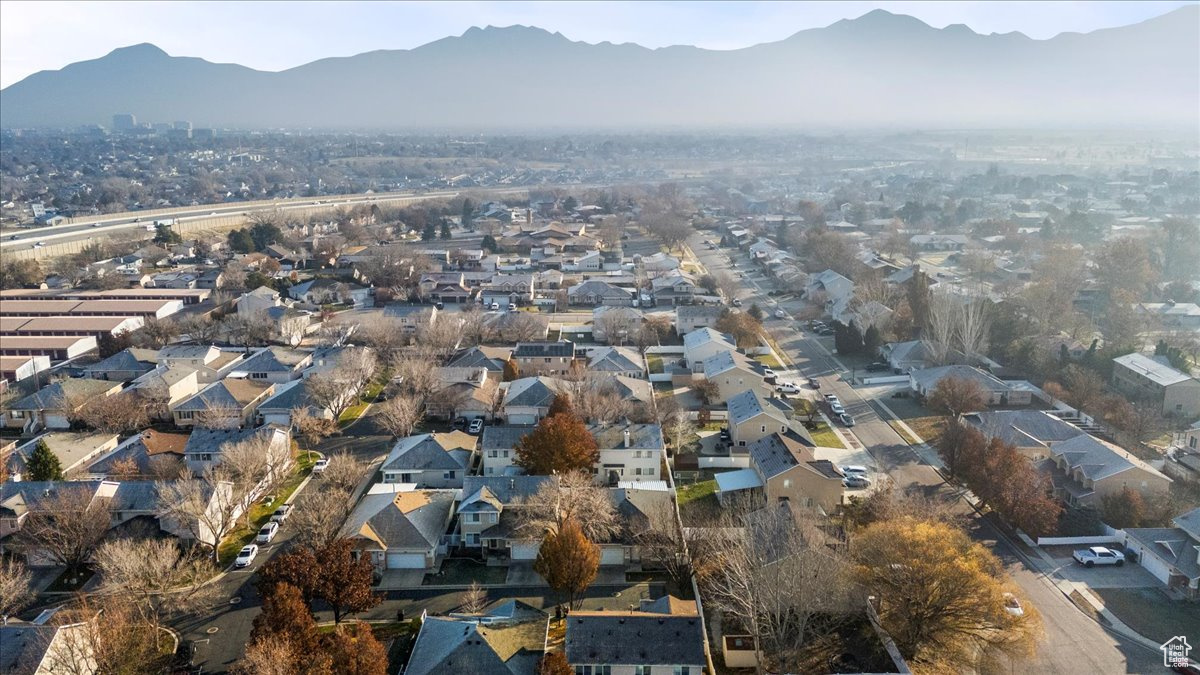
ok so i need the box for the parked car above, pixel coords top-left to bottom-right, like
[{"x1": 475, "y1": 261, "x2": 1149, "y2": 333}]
[
  {"x1": 823, "y1": 393, "x2": 839, "y2": 403},
  {"x1": 830, "y1": 402, "x2": 846, "y2": 415},
  {"x1": 865, "y1": 362, "x2": 890, "y2": 372},
  {"x1": 468, "y1": 418, "x2": 484, "y2": 434},
  {"x1": 776, "y1": 383, "x2": 800, "y2": 394},
  {"x1": 839, "y1": 413, "x2": 856, "y2": 427},
  {"x1": 762, "y1": 367, "x2": 777, "y2": 377},
  {"x1": 732, "y1": 298, "x2": 743, "y2": 307},
  {"x1": 453, "y1": 416, "x2": 468, "y2": 429},
  {"x1": 774, "y1": 309, "x2": 787, "y2": 319},
  {"x1": 840, "y1": 465, "x2": 868, "y2": 475},
  {"x1": 256, "y1": 522, "x2": 279, "y2": 544},
  {"x1": 434, "y1": 301, "x2": 444, "y2": 310},
  {"x1": 507, "y1": 303, "x2": 517, "y2": 311},
  {"x1": 1073, "y1": 546, "x2": 1125, "y2": 567},
  {"x1": 312, "y1": 458, "x2": 329, "y2": 474},
  {"x1": 234, "y1": 544, "x2": 258, "y2": 568},
  {"x1": 489, "y1": 302, "x2": 500, "y2": 310},
  {"x1": 807, "y1": 377, "x2": 820, "y2": 389},
  {"x1": 270, "y1": 504, "x2": 292, "y2": 523},
  {"x1": 1003, "y1": 593, "x2": 1024, "y2": 617},
  {"x1": 843, "y1": 475, "x2": 871, "y2": 489}
]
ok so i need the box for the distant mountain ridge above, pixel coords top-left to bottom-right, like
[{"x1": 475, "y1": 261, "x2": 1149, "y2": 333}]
[{"x1": 2, "y1": 7, "x2": 1196, "y2": 130}]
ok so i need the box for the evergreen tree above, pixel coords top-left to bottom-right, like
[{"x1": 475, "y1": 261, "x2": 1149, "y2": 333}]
[
  {"x1": 421, "y1": 223, "x2": 437, "y2": 241},
  {"x1": 439, "y1": 220, "x2": 452, "y2": 240},
  {"x1": 747, "y1": 303, "x2": 764, "y2": 322},
  {"x1": 27, "y1": 440, "x2": 64, "y2": 481},
  {"x1": 461, "y1": 199, "x2": 474, "y2": 231},
  {"x1": 480, "y1": 234, "x2": 498, "y2": 253}
]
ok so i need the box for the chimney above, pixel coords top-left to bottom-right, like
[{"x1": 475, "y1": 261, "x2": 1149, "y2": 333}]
[{"x1": 624, "y1": 429, "x2": 631, "y2": 448}]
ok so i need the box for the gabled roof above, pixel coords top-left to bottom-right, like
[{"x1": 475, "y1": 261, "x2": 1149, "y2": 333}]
[
  {"x1": 257, "y1": 379, "x2": 317, "y2": 412},
  {"x1": 683, "y1": 327, "x2": 735, "y2": 353},
  {"x1": 512, "y1": 341, "x2": 574, "y2": 359},
  {"x1": 382, "y1": 433, "x2": 475, "y2": 473},
  {"x1": 566, "y1": 612, "x2": 706, "y2": 667},
  {"x1": 481, "y1": 426, "x2": 535, "y2": 451},
  {"x1": 461, "y1": 476, "x2": 555, "y2": 507},
  {"x1": 502, "y1": 376, "x2": 566, "y2": 408},
  {"x1": 233, "y1": 347, "x2": 309, "y2": 374},
  {"x1": 727, "y1": 389, "x2": 776, "y2": 426},
  {"x1": 1050, "y1": 434, "x2": 1169, "y2": 483},
  {"x1": 588, "y1": 422, "x2": 664, "y2": 451},
  {"x1": 702, "y1": 349, "x2": 758, "y2": 379},
  {"x1": 342, "y1": 490, "x2": 455, "y2": 551},
  {"x1": 588, "y1": 346, "x2": 644, "y2": 373},
  {"x1": 8, "y1": 378, "x2": 119, "y2": 411},
  {"x1": 748, "y1": 433, "x2": 840, "y2": 480},
  {"x1": 446, "y1": 346, "x2": 512, "y2": 372},
  {"x1": 1124, "y1": 526, "x2": 1200, "y2": 581},
  {"x1": 1176, "y1": 508, "x2": 1200, "y2": 541},
  {"x1": 909, "y1": 364, "x2": 1010, "y2": 393},
  {"x1": 175, "y1": 378, "x2": 272, "y2": 412},
  {"x1": 405, "y1": 614, "x2": 546, "y2": 675},
  {"x1": 82, "y1": 348, "x2": 158, "y2": 376},
  {"x1": 963, "y1": 410, "x2": 1084, "y2": 449}
]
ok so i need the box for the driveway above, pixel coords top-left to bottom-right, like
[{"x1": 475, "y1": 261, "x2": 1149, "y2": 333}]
[
  {"x1": 376, "y1": 569, "x2": 427, "y2": 589},
  {"x1": 1050, "y1": 556, "x2": 1161, "y2": 589}
]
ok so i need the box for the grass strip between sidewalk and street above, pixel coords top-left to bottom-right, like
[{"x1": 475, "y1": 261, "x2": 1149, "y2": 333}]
[
  {"x1": 217, "y1": 453, "x2": 316, "y2": 566},
  {"x1": 808, "y1": 421, "x2": 845, "y2": 449}
]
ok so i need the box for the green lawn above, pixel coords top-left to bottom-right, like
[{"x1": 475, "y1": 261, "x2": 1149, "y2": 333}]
[
  {"x1": 677, "y1": 479, "x2": 720, "y2": 525},
  {"x1": 677, "y1": 479, "x2": 716, "y2": 506},
  {"x1": 422, "y1": 558, "x2": 508, "y2": 586},
  {"x1": 647, "y1": 354, "x2": 664, "y2": 374},
  {"x1": 808, "y1": 422, "x2": 845, "y2": 449},
  {"x1": 218, "y1": 455, "x2": 316, "y2": 566},
  {"x1": 338, "y1": 372, "x2": 389, "y2": 427}
]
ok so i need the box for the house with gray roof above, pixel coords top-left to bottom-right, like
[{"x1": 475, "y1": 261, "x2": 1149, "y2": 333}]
[
  {"x1": 255, "y1": 379, "x2": 332, "y2": 428},
  {"x1": 226, "y1": 346, "x2": 312, "y2": 384},
  {"x1": 675, "y1": 305, "x2": 724, "y2": 334},
  {"x1": 703, "y1": 349, "x2": 770, "y2": 401},
  {"x1": 566, "y1": 611, "x2": 706, "y2": 674},
  {"x1": 4, "y1": 378, "x2": 122, "y2": 433},
  {"x1": 962, "y1": 410, "x2": 1085, "y2": 458},
  {"x1": 380, "y1": 432, "x2": 477, "y2": 488},
  {"x1": 589, "y1": 422, "x2": 664, "y2": 484},
  {"x1": 719, "y1": 433, "x2": 844, "y2": 514},
  {"x1": 501, "y1": 376, "x2": 567, "y2": 425},
  {"x1": 405, "y1": 605, "x2": 547, "y2": 675},
  {"x1": 1044, "y1": 434, "x2": 1171, "y2": 507},
  {"x1": 0, "y1": 620, "x2": 96, "y2": 675},
  {"x1": 182, "y1": 425, "x2": 290, "y2": 476},
  {"x1": 591, "y1": 306, "x2": 644, "y2": 344},
  {"x1": 480, "y1": 426, "x2": 535, "y2": 477},
  {"x1": 1123, "y1": 506, "x2": 1200, "y2": 599},
  {"x1": 909, "y1": 364, "x2": 1032, "y2": 406},
  {"x1": 1112, "y1": 352, "x2": 1200, "y2": 417},
  {"x1": 82, "y1": 347, "x2": 158, "y2": 382},
  {"x1": 587, "y1": 346, "x2": 645, "y2": 378},
  {"x1": 9, "y1": 432, "x2": 119, "y2": 481},
  {"x1": 458, "y1": 476, "x2": 556, "y2": 556},
  {"x1": 446, "y1": 346, "x2": 512, "y2": 373},
  {"x1": 682, "y1": 327, "x2": 737, "y2": 373},
  {"x1": 512, "y1": 341, "x2": 577, "y2": 376},
  {"x1": 567, "y1": 279, "x2": 635, "y2": 307},
  {"x1": 727, "y1": 390, "x2": 807, "y2": 448},
  {"x1": 342, "y1": 488, "x2": 456, "y2": 570}
]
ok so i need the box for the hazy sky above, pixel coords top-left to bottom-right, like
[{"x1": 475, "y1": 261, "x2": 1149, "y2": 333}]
[{"x1": 1, "y1": 1, "x2": 1193, "y2": 88}]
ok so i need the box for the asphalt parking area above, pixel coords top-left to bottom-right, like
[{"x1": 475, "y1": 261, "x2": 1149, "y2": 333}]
[{"x1": 1050, "y1": 554, "x2": 1161, "y2": 588}]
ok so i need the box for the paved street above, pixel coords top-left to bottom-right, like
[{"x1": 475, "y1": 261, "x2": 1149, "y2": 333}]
[{"x1": 688, "y1": 233, "x2": 1164, "y2": 674}]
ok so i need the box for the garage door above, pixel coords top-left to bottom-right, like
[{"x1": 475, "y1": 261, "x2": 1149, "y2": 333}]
[
  {"x1": 508, "y1": 414, "x2": 538, "y2": 426},
  {"x1": 600, "y1": 546, "x2": 625, "y2": 566},
  {"x1": 386, "y1": 552, "x2": 427, "y2": 569},
  {"x1": 1133, "y1": 545, "x2": 1170, "y2": 585},
  {"x1": 511, "y1": 542, "x2": 540, "y2": 560}
]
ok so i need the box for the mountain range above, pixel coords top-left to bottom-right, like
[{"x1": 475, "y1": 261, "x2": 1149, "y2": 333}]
[{"x1": 1, "y1": 7, "x2": 1197, "y2": 131}]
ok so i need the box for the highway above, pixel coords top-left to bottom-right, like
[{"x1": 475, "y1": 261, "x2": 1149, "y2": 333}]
[{"x1": 688, "y1": 233, "x2": 1163, "y2": 674}]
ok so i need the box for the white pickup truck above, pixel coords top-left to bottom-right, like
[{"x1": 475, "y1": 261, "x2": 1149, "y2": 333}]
[{"x1": 1073, "y1": 546, "x2": 1125, "y2": 567}]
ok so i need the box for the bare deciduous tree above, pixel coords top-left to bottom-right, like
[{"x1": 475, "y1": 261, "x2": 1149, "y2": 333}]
[
  {"x1": 156, "y1": 470, "x2": 242, "y2": 564},
  {"x1": 321, "y1": 451, "x2": 369, "y2": 495},
  {"x1": 15, "y1": 485, "x2": 112, "y2": 574},
  {"x1": 71, "y1": 392, "x2": 151, "y2": 434},
  {"x1": 194, "y1": 400, "x2": 244, "y2": 430},
  {"x1": 516, "y1": 471, "x2": 621, "y2": 543},
  {"x1": 290, "y1": 406, "x2": 338, "y2": 448},
  {"x1": 459, "y1": 581, "x2": 488, "y2": 614},
  {"x1": 375, "y1": 394, "x2": 423, "y2": 438},
  {"x1": 177, "y1": 314, "x2": 222, "y2": 344},
  {"x1": 289, "y1": 487, "x2": 356, "y2": 550},
  {"x1": 393, "y1": 356, "x2": 440, "y2": 399},
  {"x1": 0, "y1": 558, "x2": 32, "y2": 620}
]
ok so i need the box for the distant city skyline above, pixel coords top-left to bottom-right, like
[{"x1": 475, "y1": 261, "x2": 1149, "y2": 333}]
[{"x1": 1, "y1": 0, "x2": 1194, "y2": 88}]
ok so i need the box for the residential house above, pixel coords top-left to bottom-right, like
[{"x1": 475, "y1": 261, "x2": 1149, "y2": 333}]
[
  {"x1": 703, "y1": 350, "x2": 771, "y2": 402},
  {"x1": 500, "y1": 377, "x2": 567, "y2": 425},
  {"x1": 0, "y1": 620, "x2": 98, "y2": 675},
  {"x1": 1124, "y1": 507, "x2": 1200, "y2": 598},
  {"x1": 479, "y1": 274, "x2": 536, "y2": 306},
  {"x1": 263, "y1": 305, "x2": 311, "y2": 346},
  {"x1": 80, "y1": 348, "x2": 159, "y2": 382},
  {"x1": 182, "y1": 425, "x2": 290, "y2": 476},
  {"x1": 675, "y1": 305, "x2": 724, "y2": 334},
  {"x1": 588, "y1": 422, "x2": 664, "y2": 484},
  {"x1": 8, "y1": 432, "x2": 120, "y2": 481},
  {"x1": 1136, "y1": 302, "x2": 1200, "y2": 330},
  {"x1": 128, "y1": 366, "x2": 200, "y2": 416},
  {"x1": 226, "y1": 346, "x2": 312, "y2": 384},
  {"x1": 289, "y1": 278, "x2": 370, "y2": 307},
  {"x1": 650, "y1": 270, "x2": 700, "y2": 306},
  {"x1": 962, "y1": 410, "x2": 1087, "y2": 460},
  {"x1": 806, "y1": 269, "x2": 855, "y2": 316},
  {"x1": 236, "y1": 286, "x2": 281, "y2": 317},
  {"x1": 85, "y1": 429, "x2": 189, "y2": 479},
  {"x1": 445, "y1": 346, "x2": 512, "y2": 374},
  {"x1": 384, "y1": 305, "x2": 439, "y2": 335},
  {"x1": 4, "y1": 379, "x2": 122, "y2": 432},
  {"x1": 727, "y1": 390, "x2": 807, "y2": 448},
  {"x1": 172, "y1": 378, "x2": 275, "y2": 428},
  {"x1": 380, "y1": 432, "x2": 477, "y2": 488},
  {"x1": 878, "y1": 340, "x2": 929, "y2": 373},
  {"x1": 587, "y1": 346, "x2": 646, "y2": 379},
  {"x1": 255, "y1": 379, "x2": 332, "y2": 428},
  {"x1": 682, "y1": 328, "x2": 738, "y2": 373},
  {"x1": 342, "y1": 487, "x2": 456, "y2": 570},
  {"x1": 640, "y1": 251, "x2": 681, "y2": 275},
  {"x1": 568, "y1": 280, "x2": 634, "y2": 307},
  {"x1": 404, "y1": 604, "x2": 548, "y2": 675},
  {"x1": 479, "y1": 426, "x2": 534, "y2": 477},
  {"x1": 156, "y1": 345, "x2": 246, "y2": 383},
  {"x1": 909, "y1": 234, "x2": 969, "y2": 251},
  {"x1": 592, "y1": 306, "x2": 644, "y2": 344},
  {"x1": 1044, "y1": 434, "x2": 1171, "y2": 508},
  {"x1": 512, "y1": 342, "x2": 576, "y2": 377},
  {"x1": 0, "y1": 355, "x2": 50, "y2": 394},
  {"x1": 909, "y1": 365, "x2": 1033, "y2": 406},
  {"x1": 1112, "y1": 352, "x2": 1200, "y2": 418},
  {"x1": 716, "y1": 433, "x2": 844, "y2": 513},
  {"x1": 427, "y1": 367, "x2": 499, "y2": 421},
  {"x1": 457, "y1": 476, "x2": 555, "y2": 557},
  {"x1": 565, "y1": 607, "x2": 706, "y2": 675}
]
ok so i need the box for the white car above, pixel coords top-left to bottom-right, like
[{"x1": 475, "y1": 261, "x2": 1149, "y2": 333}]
[
  {"x1": 1003, "y1": 593, "x2": 1024, "y2": 617},
  {"x1": 507, "y1": 303, "x2": 517, "y2": 311},
  {"x1": 840, "y1": 465, "x2": 868, "y2": 475},
  {"x1": 489, "y1": 302, "x2": 500, "y2": 310},
  {"x1": 468, "y1": 418, "x2": 484, "y2": 435},
  {"x1": 1073, "y1": 546, "x2": 1125, "y2": 567},
  {"x1": 830, "y1": 402, "x2": 846, "y2": 415},
  {"x1": 776, "y1": 383, "x2": 800, "y2": 394},
  {"x1": 312, "y1": 458, "x2": 329, "y2": 474},
  {"x1": 774, "y1": 309, "x2": 786, "y2": 319},
  {"x1": 270, "y1": 504, "x2": 292, "y2": 523},
  {"x1": 256, "y1": 521, "x2": 279, "y2": 544},
  {"x1": 843, "y1": 474, "x2": 871, "y2": 489},
  {"x1": 762, "y1": 367, "x2": 777, "y2": 377},
  {"x1": 234, "y1": 544, "x2": 259, "y2": 568}
]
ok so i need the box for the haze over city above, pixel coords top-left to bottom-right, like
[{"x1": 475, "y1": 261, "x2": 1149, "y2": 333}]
[{"x1": 0, "y1": 3, "x2": 1198, "y2": 675}]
